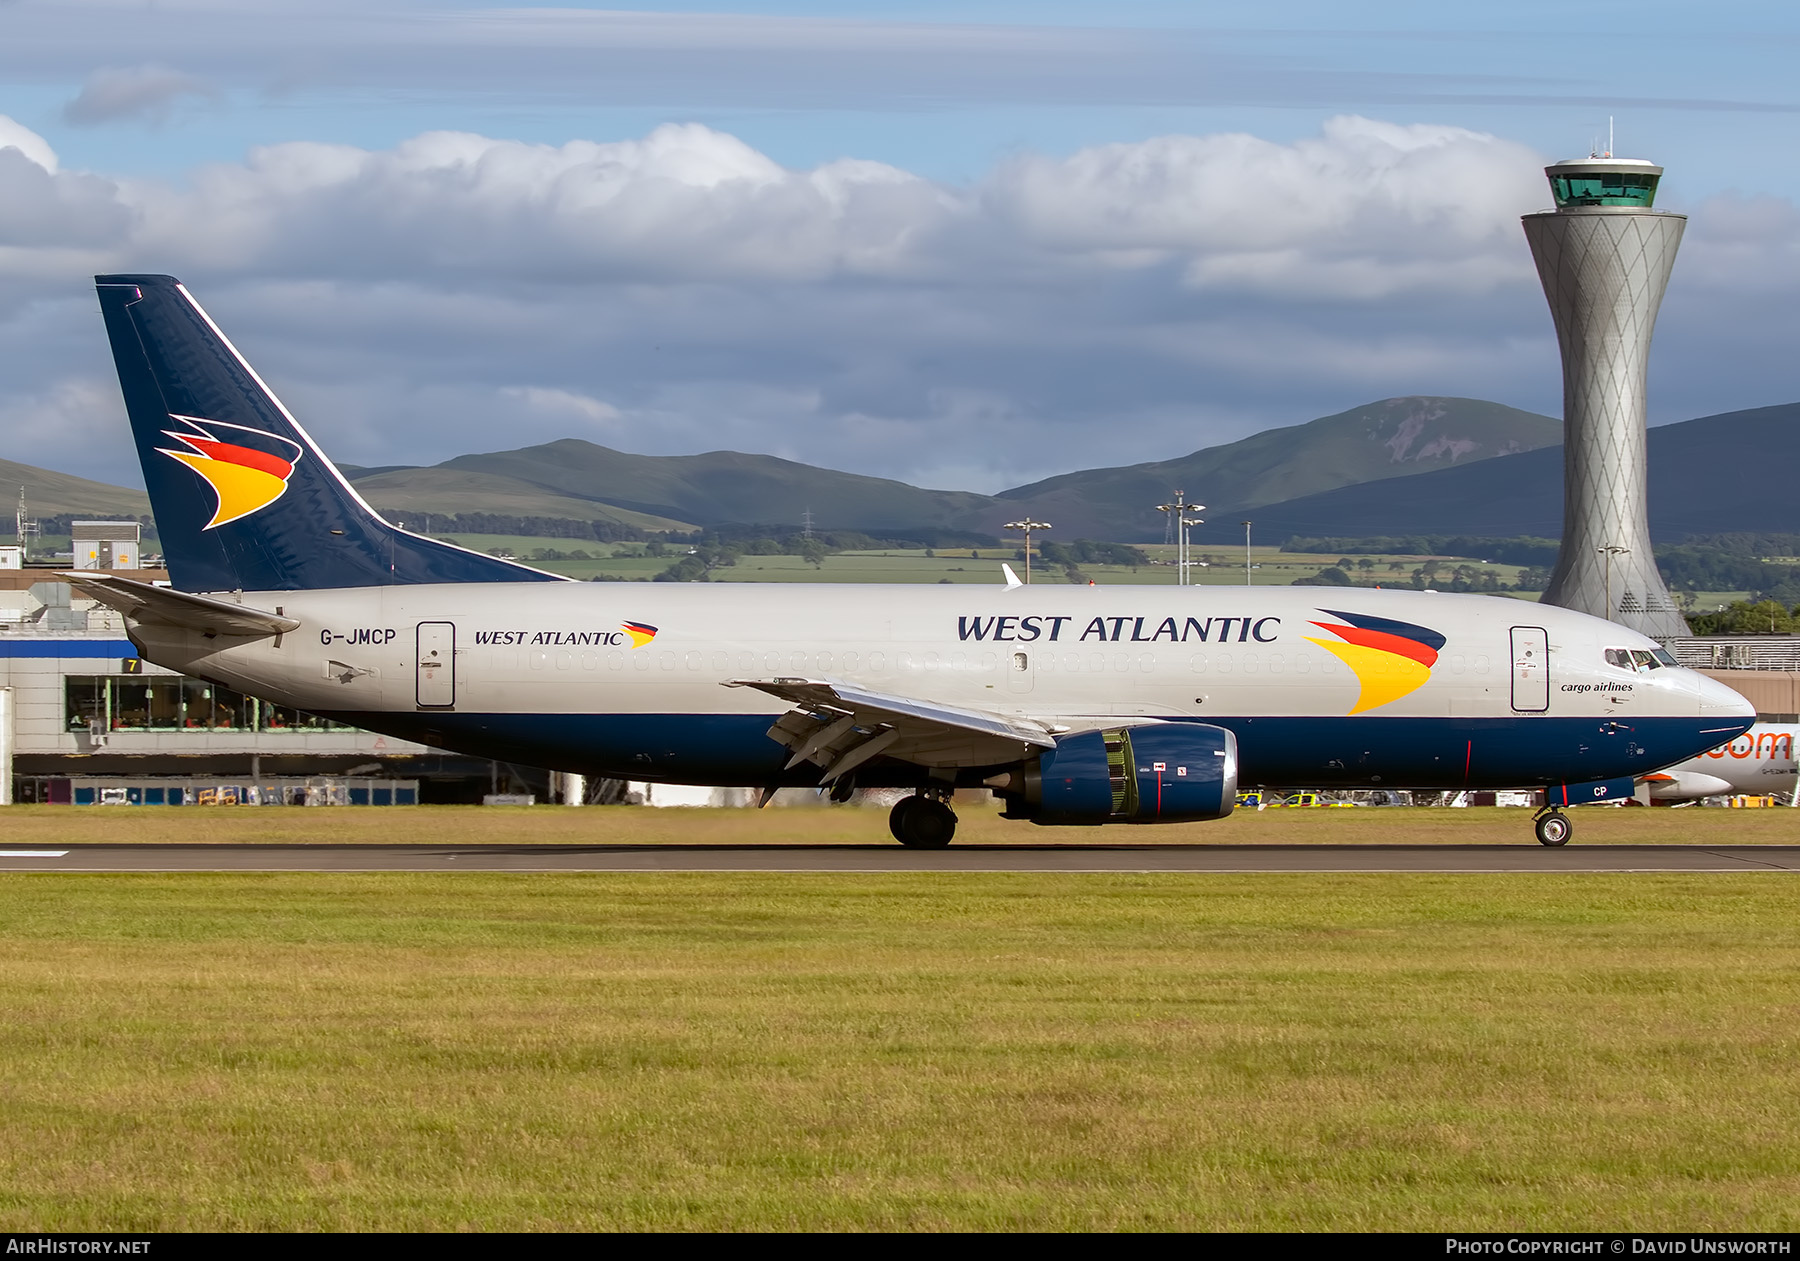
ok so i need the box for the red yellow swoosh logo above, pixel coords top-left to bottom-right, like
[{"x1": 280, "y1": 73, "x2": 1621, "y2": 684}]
[
  {"x1": 158, "y1": 416, "x2": 303, "y2": 530},
  {"x1": 622, "y1": 621, "x2": 658, "y2": 648},
  {"x1": 1306, "y1": 608, "x2": 1446, "y2": 715}
]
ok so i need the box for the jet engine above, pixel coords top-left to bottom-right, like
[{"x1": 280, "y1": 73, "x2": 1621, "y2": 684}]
[
  {"x1": 1641, "y1": 771, "x2": 1735, "y2": 801},
  {"x1": 996, "y1": 723, "x2": 1238, "y2": 825}
]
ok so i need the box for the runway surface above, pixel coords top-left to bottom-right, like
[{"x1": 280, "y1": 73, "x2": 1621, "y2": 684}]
[{"x1": 0, "y1": 844, "x2": 1797, "y2": 873}]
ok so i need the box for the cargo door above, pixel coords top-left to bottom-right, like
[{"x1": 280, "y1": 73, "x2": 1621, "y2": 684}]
[
  {"x1": 1510, "y1": 626, "x2": 1549, "y2": 713},
  {"x1": 1006, "y1": 649, "x2": 1034, "y2": 695},
  {"x1": 416, "y1": 621, "x2": 456, "y2": 709}
]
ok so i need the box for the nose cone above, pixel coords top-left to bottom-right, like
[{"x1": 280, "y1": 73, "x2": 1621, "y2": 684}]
[{"x1": 1694, "y1": 671, "x2": 1755, "y2": 720}]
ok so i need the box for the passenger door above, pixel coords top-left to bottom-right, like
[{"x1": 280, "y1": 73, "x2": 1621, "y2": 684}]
[
  {"x1": 416, "y1": 621, "x2": 456, "y2": 709},
  {"x1": 1510, "y1": 626, "x2": 1549, "y2": 713}
]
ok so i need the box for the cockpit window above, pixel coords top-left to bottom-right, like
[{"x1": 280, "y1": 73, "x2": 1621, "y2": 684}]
[
  {"x1": 1605, "y1": 648, "x2": 1632, "y2": 668},
  {"x1": 1652, "y1": 648, "x2": 1678, "y2": 667},
  {"x1": 1630, "y1": 649, "x2": 1659, "y2": 671}
]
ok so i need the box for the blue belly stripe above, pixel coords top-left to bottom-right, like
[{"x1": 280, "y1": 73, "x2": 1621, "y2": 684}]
[{"x1": 311, "y1": 710, "x2": 1751, "y2": 790}]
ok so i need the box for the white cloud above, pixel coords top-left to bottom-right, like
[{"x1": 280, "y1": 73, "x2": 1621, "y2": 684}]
[
  {"x1": 62, "y1": 64, "x2": 215, "y2": 126},
  {"x1": 96, "y1": 116, "x2": 1544, "y2": 301},
  {"x1": 0, "y1": 115, "x2": 57, "y2": 172},
  {"x1": 121, "y1": 124, "x2": 947, "y2": 282},
  {"x1": 502, "y1": 387, "x2": 624, "y2": 428},
  {"x1": 984, "y1": 117, "x2": 1546, "y2": 298},
  {"x1": 2, "y1": 115, "x2": 1797, "y2": 492}
]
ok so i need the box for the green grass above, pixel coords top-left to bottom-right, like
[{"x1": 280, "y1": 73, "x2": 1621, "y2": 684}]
[
  {"x1": 0, "y1": 873, "x2": 1797, "y2": 1229},
  {"x1": 3, "y1": 802, "x2": 1798, "y2": 846}
]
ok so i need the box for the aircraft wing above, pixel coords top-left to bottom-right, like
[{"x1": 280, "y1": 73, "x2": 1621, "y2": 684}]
[
  {"x1": 61, "y1": 572, "x2": 301, "y2": 639},
  {"x1": 728, "y1": 677, "x2": 1057, "y2": 781}
]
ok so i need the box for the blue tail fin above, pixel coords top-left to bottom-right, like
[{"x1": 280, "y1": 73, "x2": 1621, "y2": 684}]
[{"x1": 95, "y1": 274, "x2": 566, "y2": 592}]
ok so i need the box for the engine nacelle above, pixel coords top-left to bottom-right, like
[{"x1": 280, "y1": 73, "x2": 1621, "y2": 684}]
[
  {"x1": 1004, "y1": 723, "x2": 1238, "y2": 825},
  {"x1": 1642, "y1": 771, "x2": 1735, "y2": 801}
]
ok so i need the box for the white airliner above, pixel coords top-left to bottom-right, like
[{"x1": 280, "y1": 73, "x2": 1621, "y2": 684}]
[
  {"x1": 1641, "y1": 723, "x2": 1797, "y2": 802},
  {"x1": 71, "y1": 274, "x2": 1754, "y2": 847}
]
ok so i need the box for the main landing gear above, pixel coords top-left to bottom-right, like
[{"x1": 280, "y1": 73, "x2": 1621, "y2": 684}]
[
  {"x1": 889, "y1": 791, "x2": 957, "y2": 849},
  {"x1": 1533, "y1": 807, "x2": 1572, "y2": 847}
]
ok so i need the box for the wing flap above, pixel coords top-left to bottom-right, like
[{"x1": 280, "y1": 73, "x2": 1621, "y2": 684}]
[
  {"x1": 61, "y1": 572, "x2": 301, "y2": 639},
  {"x1": 732, "y1": 676, "x2": 1055, "y2": 779}
]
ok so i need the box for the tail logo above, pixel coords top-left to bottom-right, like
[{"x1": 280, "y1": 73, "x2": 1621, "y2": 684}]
[
  {"x1": 622, "y1": 621, "x2": 658, "y2": 648},
  {"x1": 158, "y1": 415, "x2": 303, "y2": 530},
  {"x1": 1306, "y1": 608, "x2": 1446, "y2": 715}
]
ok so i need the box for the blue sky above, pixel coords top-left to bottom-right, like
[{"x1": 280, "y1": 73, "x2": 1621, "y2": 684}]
[{"x1": 3, "y1": 1, "x2": 1799, "y2": 493}]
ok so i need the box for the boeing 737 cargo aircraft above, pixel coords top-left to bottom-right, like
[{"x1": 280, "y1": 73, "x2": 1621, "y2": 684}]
[{"x1": 73, "y1": 275, "x2": 1754, "y2": 847}]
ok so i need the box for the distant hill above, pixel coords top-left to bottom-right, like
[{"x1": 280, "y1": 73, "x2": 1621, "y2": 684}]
[
  {"x1": 1226, "y1": 402, "x2": 1800, "y2": 545},
  {"x1": 0, "y1": 456, "x2": 149, "y2": 521},
  {"x1": 28, "y1": 395, "x2": 1791, "y2": 549},
  {"x1": 416, "y1": 440, "x2": 997, "y2": 534},
  {"x1": 344, "y1": 465, "x2": 697, "y2": 532},
  {"x1": 338, "y1": 398, "x2": 1555, "y2": 538},
  {"x1": 987, "y1": 397, "x2": 1559, "y2": 539}
]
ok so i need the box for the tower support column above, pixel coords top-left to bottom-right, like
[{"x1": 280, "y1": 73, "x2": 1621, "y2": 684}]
[{"x1": 1524, "y1": 156, "x2": 1690, "y2": 639}]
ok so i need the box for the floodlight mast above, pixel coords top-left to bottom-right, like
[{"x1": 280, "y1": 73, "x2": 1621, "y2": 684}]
[
  {"x1": 1155, "y1": 492, "x2": 1205, "y2": 586},
  {"x1": 1003, "y1": 518, "x2": 1050, "y2": 585}
]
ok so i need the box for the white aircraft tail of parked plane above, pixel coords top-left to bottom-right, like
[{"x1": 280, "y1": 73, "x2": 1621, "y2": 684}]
[{"x1": 73, "y1": 275, "x2": 1755, "y2": 846}]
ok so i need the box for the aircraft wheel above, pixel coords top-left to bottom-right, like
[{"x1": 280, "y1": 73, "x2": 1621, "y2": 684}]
[
  {"x1": 1534, "y1": 811, "x2": 1572, "y2": 847},
  {"x1": 887, "y1": 796, "x2": 919, "y2": 842},
  {"x1": 891, "y1": 795, "x2": 956, "y2": 848}
]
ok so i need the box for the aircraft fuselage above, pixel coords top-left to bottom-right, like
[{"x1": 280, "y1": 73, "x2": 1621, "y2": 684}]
[{"x1": 127, "y1": 581, "x2": 1752, "y2": 792}]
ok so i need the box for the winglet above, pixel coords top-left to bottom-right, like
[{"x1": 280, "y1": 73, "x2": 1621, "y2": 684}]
[{"x1": 1001, "y1": 563, "x2": 1023, "y2": 589}]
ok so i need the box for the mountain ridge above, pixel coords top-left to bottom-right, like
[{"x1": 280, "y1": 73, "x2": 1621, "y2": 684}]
[
  {"x1": 988, "y1": 397, "x2": 1560, "y2": 538},
  {"x1": 336, "y1": 396, "x2": 1556, "y2": 539},
  {"x1": 10, "y1": 396, "x2": 1791, "y2": 545},
  {"x1": 1222, "y1": 402, "x2": 1800, "y2": 545}
]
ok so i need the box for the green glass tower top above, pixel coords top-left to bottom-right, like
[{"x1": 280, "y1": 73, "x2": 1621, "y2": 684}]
[{"x1": 1546, "y1": 157, "x2": 1663, "y2": 209}]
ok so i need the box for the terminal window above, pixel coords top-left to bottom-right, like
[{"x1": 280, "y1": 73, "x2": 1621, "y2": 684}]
[{"x1": 66, "y1": 676, "x2": 348, "y2": 733}]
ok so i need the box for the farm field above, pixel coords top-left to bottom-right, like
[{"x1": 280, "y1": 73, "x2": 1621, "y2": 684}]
[
  {"x1": 366, "y1": 534, "x2": 1744, "y2": 610},
  {"x1": 2, "y1": 802, "x2": 1795, "y2": 846},
  {"x1": 0, "y1": 871, "x2": 1795, "y2": 1230},
  {"x1": 421, "y1": 537, "x2": 1551, "y2": 589}
]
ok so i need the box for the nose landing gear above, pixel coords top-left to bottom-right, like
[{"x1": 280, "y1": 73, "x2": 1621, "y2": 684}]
[
  {"x1": 1533, "y1": 807, "x2": 1572, "y2": 847},
  {"x1": 889, "y1": 791, "x2": 958, "y2": 848}
]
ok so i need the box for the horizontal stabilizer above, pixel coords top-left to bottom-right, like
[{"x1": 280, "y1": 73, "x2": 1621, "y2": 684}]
[{"x1": 62, "y1": 572, "x2": 300, "y2": 639}]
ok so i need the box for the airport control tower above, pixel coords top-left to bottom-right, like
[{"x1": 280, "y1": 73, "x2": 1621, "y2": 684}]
[{"x1": 1523, "y1": 154, "x2": 1690, "y2": 638}]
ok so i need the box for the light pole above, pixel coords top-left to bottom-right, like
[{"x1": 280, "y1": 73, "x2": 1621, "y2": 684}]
[
  {"x1": 1004, "y1": 518, "x2": 1051, "y2": 585},
  {"x1": 1242, "y1": 520, "x2": 1253, "y2": 587},
  {"x1": 1597, "y1": 545, "x2": 1629, "y2": 620},
  {"x1": 1156, "y1": 492, "x2": 1205, "y2": 586}
]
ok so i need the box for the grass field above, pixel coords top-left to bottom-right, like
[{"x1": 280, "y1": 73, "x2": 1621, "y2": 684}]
[
  {"x1": 4, "y1": 801, "x2": 1798, "y2": 846},
  {"x1": 0, "y1": 872, "x2": 1796, "y2": 1230},
  {"x1": 7, "y1": 795, "x2": 1792, "y2": 845},
  {"x1": 389, "y1": 535, "x2": 1755, "y2": 609},
  {"x1": 422, "y1": 537, "x2": 1553, "y2": 589}
]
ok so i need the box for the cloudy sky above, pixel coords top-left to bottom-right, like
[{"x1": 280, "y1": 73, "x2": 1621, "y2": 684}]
[{"x1": 3, "y1": 1, "x2": 1800, "y2": 494}]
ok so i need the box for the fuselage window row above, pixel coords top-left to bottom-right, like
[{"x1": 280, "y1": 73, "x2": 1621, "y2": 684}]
[{"x1": 459, "y1": 647, "x2": 1517, "y2": 681}]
